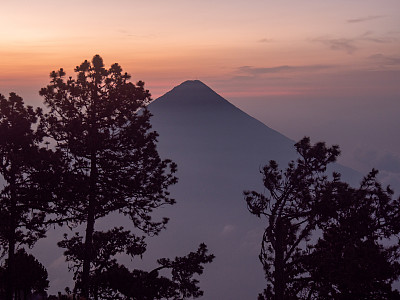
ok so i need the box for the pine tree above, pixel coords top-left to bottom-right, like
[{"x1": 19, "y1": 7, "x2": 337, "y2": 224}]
[
  {"x1": 301, "y1": 170, "x2": 400, "y2": 299},
  {"x1": 0, "y1": 249, "x2": 49, "y2": 299},
  {"x1": 0, "y1": 92, "x2": 61, "y2": 300},
  {"x1": 245, "y1": 137, "x2": 400, "y2": 299},
  {"x1": 244, "y1": 137, "x2": 340, "y2": 300},
  {"x1": 40, "y1": 55, "x2": 178, "y2": 298},
  {"x1": 58, "y1": 234, "x2": 214, "y2": 299}
]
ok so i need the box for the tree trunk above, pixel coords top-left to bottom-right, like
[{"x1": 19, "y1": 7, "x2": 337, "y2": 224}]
[
  {"x1": 274, "y1": 219, "x2": 285, "y2": 300},
  {"x1": 6, "y1": 172, "x2": 17, "y2": 300},
  {"x1": 82, "y1": 87, "x2": 99, "y2": 299},
  {"x1": 6, "y1": 232, "x2": 15, "y2": 300},
  {"x1": 82, "y1": 152, "x2": 97, "y2": 299}
]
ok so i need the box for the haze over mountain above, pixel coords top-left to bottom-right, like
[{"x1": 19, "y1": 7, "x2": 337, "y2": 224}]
[
  {"x1": 32, "y1": 80, "x2": 361, "y2": 299},
  {"x1": 146, "y1": 80, "x2": 298, "y2": 299},
  {"x1": 143, "y1": 80, "x2": 361, "y2": 299}
]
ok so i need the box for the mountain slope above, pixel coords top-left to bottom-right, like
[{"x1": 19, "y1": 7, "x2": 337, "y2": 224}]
[
  {"x1": 145, "y1": 80, "x2": 296, "y2": 299},
  {"x1": 149, "y1": 80, "x2": 296, "y2": 192},
  {"x1": 33, "y1": 80, "x2": 361, "y2": 299},
  {"x1": 145, "y1": 80, "x2": 360, "y2": 299}
]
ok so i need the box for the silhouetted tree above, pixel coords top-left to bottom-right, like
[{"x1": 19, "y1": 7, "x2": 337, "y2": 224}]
[
  {"x1": 300, "y1": 170, "x2": 400, "y2": 299},
  {"x1": 57, "y1": 226, "x2": 147, "y2": 297},
  {"x1": 58, "y1": 235, "x2": 214, "y2": 300},
  {"x1": 0, "y1": 93, "x2": 61, "y2": 300},
  {"x1": 246, "y1": 138, "x2": 400, "y2": 299},
  {"x1": 244, "y1": 137, "x2": 340, "y2": 300},
  {"x1": 0, "y1": 249, "x2": 49, "y2": 299},
  {"x1": 39, "y1": 55, "x2": 179, "y2": 298}
]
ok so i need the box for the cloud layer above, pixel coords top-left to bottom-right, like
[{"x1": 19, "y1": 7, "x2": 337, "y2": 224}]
[
  {"x1": 237, "y1": 65, "x2": 333, "y2": 76},
  {"x1": 347, "y1": 15, "x2": 385, "y2": 24}
]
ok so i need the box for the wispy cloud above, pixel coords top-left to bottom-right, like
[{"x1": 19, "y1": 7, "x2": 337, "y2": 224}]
[
  {"x1": 355, "y1": 149, "x2": 400, "y2": 174},
  {"x1": 347, "y1": 15, "x2": 385, "y2": 23},
  {"x1": 237, "y1": 65, "x2": 333, "y2": 76},
  {"x1": 221, "y1": 224, "x2": 236, "y2": 235},
  {"x1": 360, "y1": 31, "x2": 394, "y2": 43},
  {"x1": 313, "y1": 32, "x2": 393, "y2": 54},
  {"x1": 117, "y1": 29, "x2": 157, "y2": 39},
  {"x1": 368, "y1": 54, "x2": 400, "y2": 66},
  {"x1": 258, "y1": 38, "x2": 273, "y2": 43},
  {"x1": 314, "y1": 37, "x2": 357, "y2": 54},
  {"x1": 354, "y1": 149, "x2": 400, "y2": 192}
]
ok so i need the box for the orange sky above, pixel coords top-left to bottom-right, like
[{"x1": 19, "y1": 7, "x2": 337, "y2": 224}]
[
  {"x1": 1, "y1": 0, "x2": 399, "y2": 101},
  {"x1": 1, "y1": 0, "x2": 400, "y2": 181}
]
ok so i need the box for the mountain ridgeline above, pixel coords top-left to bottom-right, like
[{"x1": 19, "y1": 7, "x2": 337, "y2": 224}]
[{"x1": 149, "y1": 80, "x2": 296, "y2": 171}]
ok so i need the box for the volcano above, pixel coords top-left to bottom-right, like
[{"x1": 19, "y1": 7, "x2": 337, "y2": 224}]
[
  {"x1": 144, "y1": 80, "x2": 359, "y2": 299},
  {"x1": 145, "y1": 80, "x2": 297, "y2": 299},
  {"x1": 36, "y1": 80, "x2": 360, "y2": 299}
]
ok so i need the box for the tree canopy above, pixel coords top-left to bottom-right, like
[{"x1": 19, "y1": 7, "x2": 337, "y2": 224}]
[
  {"x1": 39, "y1": 55, "x2": 214, "y2": 299},
  {"x1": 0, "y1": 92, "x2": 61, "y2": 300},
  {"x1": 301, "y1": 170, "x2": 400, "y2": 299},
  {"x1": 245, "y1": 137, "x2": 400, "y2": 300},
  {"x1": 244, "y1": 137, "x2": 340, "y2": 299},
  {"x1": 0, "y1": 249, "x2": 49, "y2": 299}
]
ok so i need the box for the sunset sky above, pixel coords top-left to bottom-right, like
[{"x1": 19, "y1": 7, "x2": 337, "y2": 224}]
[{"x1": 1, "y1": 0, "x2": 400, "y2": 187}]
